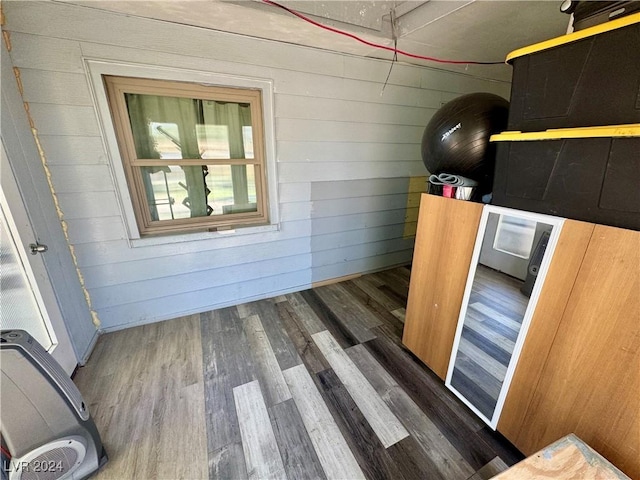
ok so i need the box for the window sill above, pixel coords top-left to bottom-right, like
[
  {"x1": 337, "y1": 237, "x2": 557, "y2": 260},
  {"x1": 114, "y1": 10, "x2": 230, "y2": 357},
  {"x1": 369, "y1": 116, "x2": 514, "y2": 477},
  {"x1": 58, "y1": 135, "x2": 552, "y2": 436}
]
[{"x1": 129, "y1": 223, "x2": 279, "y2": 247}]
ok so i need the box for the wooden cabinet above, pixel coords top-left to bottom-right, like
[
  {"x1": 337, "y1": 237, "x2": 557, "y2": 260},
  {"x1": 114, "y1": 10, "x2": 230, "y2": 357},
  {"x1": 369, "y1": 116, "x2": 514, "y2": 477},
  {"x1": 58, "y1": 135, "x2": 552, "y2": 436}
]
[
  {"x1": 402, "y1": 194, "x2": 482, "y2": 380},
  {"x1": 499, "y1": 224, "x2": 640, "y2": 479},
  {"x1": 498, "y1": 219, "x2": 595, "y2": 436},
  {"x1": 404, "y1": 195, "x2": 639, "y2": 477}
]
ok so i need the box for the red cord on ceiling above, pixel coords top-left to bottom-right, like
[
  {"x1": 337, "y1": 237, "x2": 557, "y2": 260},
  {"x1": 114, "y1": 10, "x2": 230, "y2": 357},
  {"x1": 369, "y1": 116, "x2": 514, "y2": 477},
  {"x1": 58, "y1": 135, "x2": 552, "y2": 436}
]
[{"x1": 261, "y1": 0, "x2": 505, "y2": 65}]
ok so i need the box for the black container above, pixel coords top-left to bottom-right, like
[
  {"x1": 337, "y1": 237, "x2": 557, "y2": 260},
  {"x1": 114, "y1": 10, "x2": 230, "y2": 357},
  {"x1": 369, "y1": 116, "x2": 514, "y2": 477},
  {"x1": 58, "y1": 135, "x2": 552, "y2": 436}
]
[
  {"x1": 506, "y1": 19, "x2": 640, "y2": 132},
  {"x1": 572, "y1": 1, "x2": 640, "y2": 31},
  {"x1": 491, "y1": 136, "x2": 640, "y2": 231}
]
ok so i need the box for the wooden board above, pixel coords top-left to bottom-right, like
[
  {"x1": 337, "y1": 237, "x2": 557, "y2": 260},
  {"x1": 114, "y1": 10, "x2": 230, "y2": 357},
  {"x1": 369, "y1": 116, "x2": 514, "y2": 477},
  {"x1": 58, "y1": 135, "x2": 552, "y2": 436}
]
[
  {"x1": 275, "y1": 301, "x2": 330, "y2": 374},
  {"x1": 282, "y1": 364, "x2": 365, "y2": 480},
  {"x1": 233, "y1": 380, "x2": 287, "y2": 480},
  {"x1": 312, "y1": 330, "x2": 409, "y2": 448},
  {"x1": 242, "y1": 314, "x2": 292, "y2": 407},
  {"x1": 74, "y1": 267, "x2": 526, "y2": 478},
  {"x1": 72, "y1": 314, "x2": 208, "y2": 480},
  {"x1": 315, "y1": 368, "x2": 404, "y2": 480},
  {"x1": 494, "y1": 434, "x2": 629, "y2": 479},
  {"x1": 402, "y1": 194, "x2": 483, "y2": 379},
  {"x1": 313, "y1": 284, "x2": 381, "y2": 343},
  {"x1": 346, "y1": 344, "x2": 476, "y2": 480},
  {"x1": 468, "y1": 456, "x2": 509, "y2": 480},
  {"x1": 511, "y1": 225, "x2": 640, "y2": 479},
  {"x1": 498, "y1": 220, "x2": 594, "y2": 442},
  {"x1": 268, "y1": 399, "x2": 327, "y2": 480}
]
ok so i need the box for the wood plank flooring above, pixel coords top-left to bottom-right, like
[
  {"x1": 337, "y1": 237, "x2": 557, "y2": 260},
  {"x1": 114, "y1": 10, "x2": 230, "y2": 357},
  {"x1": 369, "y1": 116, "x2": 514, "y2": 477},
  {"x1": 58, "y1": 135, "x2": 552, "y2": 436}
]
[
  {"x1": 74, "y1": 266, "x2": 523, "y2": 479},
  {"x1": 451, "y1": 265, "x2": 529, "y2": 419}
]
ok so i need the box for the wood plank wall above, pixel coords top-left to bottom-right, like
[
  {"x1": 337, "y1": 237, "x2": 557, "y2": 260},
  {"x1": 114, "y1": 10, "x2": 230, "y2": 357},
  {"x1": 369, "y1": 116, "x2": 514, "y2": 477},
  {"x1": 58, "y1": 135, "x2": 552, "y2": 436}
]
[{"x1": 2, "y1": 1, "x2": 510, "y2": 333}]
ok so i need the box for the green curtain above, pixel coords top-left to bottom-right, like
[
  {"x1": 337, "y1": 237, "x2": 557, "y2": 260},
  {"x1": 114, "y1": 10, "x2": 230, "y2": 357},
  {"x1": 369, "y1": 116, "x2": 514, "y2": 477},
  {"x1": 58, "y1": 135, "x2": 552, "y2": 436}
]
[
  {"x1": 202, "y1": 101, "x2": 252, "y2": 206},
  {"x1": 126, "y1": 94, "x2": 209, "y2": 219},
  {"x1": 126, "y1": 94, "x2": 253, "y2": 220},
  {"x1": 126, "y1": 94, "x2": 162, "y2": 221}
]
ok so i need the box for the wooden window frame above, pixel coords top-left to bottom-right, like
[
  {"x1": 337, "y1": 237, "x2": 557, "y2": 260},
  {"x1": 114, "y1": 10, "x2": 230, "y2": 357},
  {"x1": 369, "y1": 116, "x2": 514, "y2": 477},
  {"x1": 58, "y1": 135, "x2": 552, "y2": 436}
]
[{"x1": 104, "y1": 75, "x2": 269, "y2": 236}]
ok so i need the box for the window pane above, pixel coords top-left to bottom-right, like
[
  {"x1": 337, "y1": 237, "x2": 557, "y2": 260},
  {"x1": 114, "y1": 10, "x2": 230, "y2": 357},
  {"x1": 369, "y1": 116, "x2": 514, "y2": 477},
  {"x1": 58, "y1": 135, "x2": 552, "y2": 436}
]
[
  {"x1": 493, "y1": 215, "x2": 536, "y2": 259},
  {"x1": 140, "y1": 164, "x2": 257, "y2": 222},
  {"x1": 242, "y1": 126, "x2": 254, "y2": 159},
  {"x1": 125, "y1": 93, "x2": 252, "y2": 160},
  {"x1": 149, "y1": 122, "x2": 182, "y2": 159},
  {"x1": 196, "y1": 124, "x2": 230, "y2": 159},
  {"x1": 201, "y1": 100, "x2": 253, "y2": 160}
]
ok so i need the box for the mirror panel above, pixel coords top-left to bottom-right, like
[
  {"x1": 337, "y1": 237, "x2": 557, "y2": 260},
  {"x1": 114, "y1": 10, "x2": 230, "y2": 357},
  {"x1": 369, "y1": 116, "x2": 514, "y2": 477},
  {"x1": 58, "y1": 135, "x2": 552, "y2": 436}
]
[{"x1": 445, "y1": 206, "x2": 563, "y2": 428}]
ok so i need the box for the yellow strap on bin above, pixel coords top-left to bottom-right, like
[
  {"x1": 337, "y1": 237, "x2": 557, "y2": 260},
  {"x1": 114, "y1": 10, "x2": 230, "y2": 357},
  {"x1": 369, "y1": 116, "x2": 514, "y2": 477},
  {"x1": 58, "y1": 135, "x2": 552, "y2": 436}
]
[
  {"x1": 490, "y1": 124, "x2": 640, "y2": 142},
  {"x1": 506, "y1": 12, "x2": 640, "y2": 63}
]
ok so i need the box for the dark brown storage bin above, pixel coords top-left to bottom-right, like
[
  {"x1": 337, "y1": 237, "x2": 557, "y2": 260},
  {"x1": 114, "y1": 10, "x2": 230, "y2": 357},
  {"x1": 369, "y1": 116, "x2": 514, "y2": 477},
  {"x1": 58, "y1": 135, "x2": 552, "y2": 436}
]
[
  {"x1": 506, "y1": 16, "x2": 640, "y2": 132},
  {"x1": 491, "y1": 134, "x2": 640, "y2": 231}
]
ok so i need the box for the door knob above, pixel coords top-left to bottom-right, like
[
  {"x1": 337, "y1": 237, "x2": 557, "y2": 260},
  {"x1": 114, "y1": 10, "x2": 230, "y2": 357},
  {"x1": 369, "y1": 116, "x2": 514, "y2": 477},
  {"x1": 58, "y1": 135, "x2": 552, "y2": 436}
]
[{"x1": 29, "y1": 243, "x2": 48, "y2": 255}]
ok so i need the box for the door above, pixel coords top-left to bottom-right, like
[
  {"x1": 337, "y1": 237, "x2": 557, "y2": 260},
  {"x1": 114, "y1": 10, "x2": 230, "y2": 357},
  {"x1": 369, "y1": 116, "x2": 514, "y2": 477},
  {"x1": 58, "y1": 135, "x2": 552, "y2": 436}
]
[
  {"x1": 402, "y1": 194, "x2": 483, "y2": 380},
  {"x1": 505, "y1": 224, "x2": 639, "y2": 478},
  {"x1": 0, "y1": 141, "x2": 77, "y2": 374}
]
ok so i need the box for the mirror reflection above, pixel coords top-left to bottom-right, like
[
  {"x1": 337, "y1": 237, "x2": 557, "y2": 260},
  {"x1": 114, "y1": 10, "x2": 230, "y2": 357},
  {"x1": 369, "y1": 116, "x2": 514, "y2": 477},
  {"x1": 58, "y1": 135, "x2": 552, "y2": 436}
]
[{"x1": 449, "y1": 211, "x2": 555, "y2": 422}]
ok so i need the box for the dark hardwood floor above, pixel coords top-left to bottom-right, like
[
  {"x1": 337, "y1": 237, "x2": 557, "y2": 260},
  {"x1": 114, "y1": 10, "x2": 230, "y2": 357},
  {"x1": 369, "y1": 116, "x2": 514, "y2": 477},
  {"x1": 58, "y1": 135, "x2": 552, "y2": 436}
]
[
  {"x1": 76, "y1": 266, "x2": 524, "y2": 479},
  {"x1": 451, "y1": 265, "x2": 529, "y2": 419}
]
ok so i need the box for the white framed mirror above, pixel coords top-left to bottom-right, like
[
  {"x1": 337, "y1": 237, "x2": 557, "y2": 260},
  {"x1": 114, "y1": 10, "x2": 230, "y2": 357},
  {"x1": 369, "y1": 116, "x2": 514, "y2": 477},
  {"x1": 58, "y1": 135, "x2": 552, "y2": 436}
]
[{"x1": 445, "y1": 205, "x2": 564, "y2": 429}]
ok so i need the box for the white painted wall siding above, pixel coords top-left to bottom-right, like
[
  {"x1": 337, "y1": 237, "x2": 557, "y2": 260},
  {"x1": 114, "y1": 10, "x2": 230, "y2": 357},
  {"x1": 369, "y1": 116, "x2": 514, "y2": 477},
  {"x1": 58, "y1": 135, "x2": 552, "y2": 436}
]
[
  {"x1": 1, "y1": 44, "x2": 98, "y2": 362},
  {"x1": 2, "y1": 1, "x2": 510, "y2": 332}
]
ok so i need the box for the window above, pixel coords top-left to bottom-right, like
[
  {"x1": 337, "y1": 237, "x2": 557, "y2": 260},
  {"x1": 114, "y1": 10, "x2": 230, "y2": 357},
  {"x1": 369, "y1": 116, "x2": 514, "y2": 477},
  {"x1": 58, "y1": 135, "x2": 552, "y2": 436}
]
[
  {"x1": 104, "y1": 76, "x2": 269, "y2": 236},
  {"x1": 493, "y1": 214, "x2": 536, "y2": 259}
]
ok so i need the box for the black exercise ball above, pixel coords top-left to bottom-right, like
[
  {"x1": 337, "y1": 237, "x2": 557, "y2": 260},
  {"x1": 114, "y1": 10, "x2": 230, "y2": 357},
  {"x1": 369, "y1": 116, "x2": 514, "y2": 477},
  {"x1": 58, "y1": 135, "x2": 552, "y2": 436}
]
[{"x1": 421, "y1": 92, "x2": 509, "y2": 190}]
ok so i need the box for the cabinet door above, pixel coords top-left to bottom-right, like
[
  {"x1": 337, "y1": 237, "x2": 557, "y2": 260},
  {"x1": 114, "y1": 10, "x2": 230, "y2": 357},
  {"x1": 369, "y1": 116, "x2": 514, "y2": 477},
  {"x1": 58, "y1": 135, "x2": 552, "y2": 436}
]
[
  {"x1": 402, "y1": 194, "x2": 482, "y2": 380},
  {"x1": 498, "y1": 219, "x2": 594, "y2": 439},
  {"x1": 506, "y1": 224, "x2": 640, "y2": 479}
]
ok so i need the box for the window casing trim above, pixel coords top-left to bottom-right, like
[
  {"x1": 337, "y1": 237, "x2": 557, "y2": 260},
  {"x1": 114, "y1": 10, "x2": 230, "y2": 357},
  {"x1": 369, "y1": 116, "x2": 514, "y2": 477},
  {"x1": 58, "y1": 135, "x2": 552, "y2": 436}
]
[
  {"x1": 104, "y1": 76, "x2": 268, "y2": 235},
  {"x1": 85, "y1": 60, "x2": 279, "y2": 244}
]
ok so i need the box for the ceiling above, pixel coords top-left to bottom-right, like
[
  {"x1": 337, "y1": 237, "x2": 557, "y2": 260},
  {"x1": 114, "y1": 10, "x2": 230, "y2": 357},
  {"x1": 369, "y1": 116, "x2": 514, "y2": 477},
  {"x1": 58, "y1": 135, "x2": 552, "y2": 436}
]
[{"x1": 60, "y1": 0, "x2": 571, "y2": 82}]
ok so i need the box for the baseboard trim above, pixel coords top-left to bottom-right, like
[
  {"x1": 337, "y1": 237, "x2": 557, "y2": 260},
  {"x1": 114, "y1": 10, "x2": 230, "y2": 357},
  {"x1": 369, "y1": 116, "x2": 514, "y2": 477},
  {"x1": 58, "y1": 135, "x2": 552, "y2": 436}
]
[
  {"x1": 312, "y1": 273, "x2": 362, "y2": 288},
  {"x1": 78, "y1": 328, "x2": 101, "y2": 366}
]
